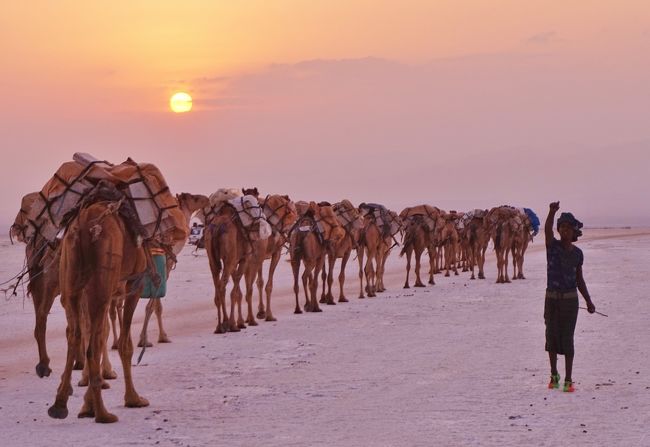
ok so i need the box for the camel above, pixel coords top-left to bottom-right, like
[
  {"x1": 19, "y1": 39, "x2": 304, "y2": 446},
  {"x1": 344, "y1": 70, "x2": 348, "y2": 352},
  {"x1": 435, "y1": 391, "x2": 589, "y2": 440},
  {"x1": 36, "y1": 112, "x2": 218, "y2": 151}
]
[
  {"x1": 487, "y1": 206, "x2": 519, "y2": 283},
  {"x1": 399, "y1": 214, "x2": 431, "y2": 288},
  {"x1": 375, "y1": 210, "x2": 402, "y2": 293},
  {"x1": 356, "y1": 203, "x2": 385, "y2": 298},
  {"x1": 10, "y1": 193, "x2": 112, "y2": 380},
  {"x1": 357, "y1": 204, "x2": 401, "y2": 297},
  {"x1": 510, "y1": 208, "x2": 535, "y2": 280},
  {"x1": 290, "y1": 201, "x2": 345, "y2": 313},
  {"x1": 399, "y1": 205, "x2": 443, "y2": 287},
  {"x1": 136, "y1": 192, "x2": 208, "y2": 348},
  {"x1": 440, "y1": 212, "x2": 461, "y2": 277},
  {"x1": 320, "y1": 200, "x2": 364, "y2": 304},
  {"x1": 204, "y1": 191, "x2": 270, "y2": 333},
  {"x1": 255, "y1": 194, "x2": 297, "y2": 321},
  {"x1": 463, "y1": 209, "x2": 490, "y2": 280},
  {"x1": 48, "y1": 181, "x2": 150, "y2": 423}
]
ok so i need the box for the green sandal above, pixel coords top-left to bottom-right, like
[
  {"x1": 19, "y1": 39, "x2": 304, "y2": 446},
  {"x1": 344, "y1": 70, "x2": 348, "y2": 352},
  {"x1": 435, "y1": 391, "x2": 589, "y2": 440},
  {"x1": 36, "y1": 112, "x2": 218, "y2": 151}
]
[
  {"x1": 548, "y1": 373, "x2": 560, "y2": 389},
  {"x1": 563, "y1": 380, "x2": 575, "y2": 393}
]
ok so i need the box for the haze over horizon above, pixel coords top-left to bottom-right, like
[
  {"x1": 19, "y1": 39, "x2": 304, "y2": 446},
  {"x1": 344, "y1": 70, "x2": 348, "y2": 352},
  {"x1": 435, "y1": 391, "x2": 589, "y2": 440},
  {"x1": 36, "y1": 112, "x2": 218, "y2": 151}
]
[{"x1": 2, "y1": 1, "x2": 649, "y2": 229}]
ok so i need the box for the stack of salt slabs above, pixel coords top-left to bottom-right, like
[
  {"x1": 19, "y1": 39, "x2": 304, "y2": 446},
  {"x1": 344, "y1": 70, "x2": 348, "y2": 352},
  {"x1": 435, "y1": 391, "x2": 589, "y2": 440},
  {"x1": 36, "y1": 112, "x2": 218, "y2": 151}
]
[
  {"x1": 209, "y1": 188, "x2": 271, "y2": 240},
  {"x1": 24, "y1": 153, "x2": 187, "y2": 247}
]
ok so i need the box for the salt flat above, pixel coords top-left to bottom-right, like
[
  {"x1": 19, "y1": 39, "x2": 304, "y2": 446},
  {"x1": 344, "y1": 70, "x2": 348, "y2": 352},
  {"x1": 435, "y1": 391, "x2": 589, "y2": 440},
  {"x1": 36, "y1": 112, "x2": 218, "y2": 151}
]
[{"x1": 1, "y1": 228, "x2": 649, "y2": 446}]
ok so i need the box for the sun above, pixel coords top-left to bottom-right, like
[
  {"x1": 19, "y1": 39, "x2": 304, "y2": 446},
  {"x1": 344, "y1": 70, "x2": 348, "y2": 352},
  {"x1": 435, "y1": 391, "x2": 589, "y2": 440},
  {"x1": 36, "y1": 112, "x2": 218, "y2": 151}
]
[{"x1": 170, "y1": 92, "x2": 192, "y2": 113}]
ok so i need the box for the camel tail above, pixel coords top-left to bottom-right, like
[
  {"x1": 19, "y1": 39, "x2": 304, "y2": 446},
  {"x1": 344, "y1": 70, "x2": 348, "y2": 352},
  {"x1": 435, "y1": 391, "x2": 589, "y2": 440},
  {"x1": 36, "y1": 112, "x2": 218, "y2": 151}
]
[
  {"x1": 494, "y1": 223, "x2": 502, "y2": 251},
  {"x1": 399, "y1": 231, "x2": 413, "y2": 257},
  {"x1": 209, "y1": 225, "x2": 223, "y2": 271}
]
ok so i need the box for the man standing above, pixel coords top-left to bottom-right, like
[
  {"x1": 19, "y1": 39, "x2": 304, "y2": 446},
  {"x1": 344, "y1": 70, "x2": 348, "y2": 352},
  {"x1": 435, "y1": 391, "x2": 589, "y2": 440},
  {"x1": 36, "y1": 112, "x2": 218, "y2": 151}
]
[{"x1": 544, "y1": 201, "x2": 595, "y2": 392}]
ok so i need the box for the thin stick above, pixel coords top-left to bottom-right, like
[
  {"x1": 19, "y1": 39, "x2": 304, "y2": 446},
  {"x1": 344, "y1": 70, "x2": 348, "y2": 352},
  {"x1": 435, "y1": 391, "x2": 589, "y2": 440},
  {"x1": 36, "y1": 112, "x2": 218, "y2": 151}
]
[{"x1": 580, "y1": 307, "x2": 608, "y2": 317}]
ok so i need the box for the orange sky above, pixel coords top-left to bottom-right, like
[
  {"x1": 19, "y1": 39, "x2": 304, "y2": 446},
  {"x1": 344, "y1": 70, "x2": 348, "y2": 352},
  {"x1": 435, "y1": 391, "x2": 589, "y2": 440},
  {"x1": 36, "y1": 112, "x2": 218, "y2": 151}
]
[{"x1": 1, "y1": 1, "x2": 649, "y2": 226}]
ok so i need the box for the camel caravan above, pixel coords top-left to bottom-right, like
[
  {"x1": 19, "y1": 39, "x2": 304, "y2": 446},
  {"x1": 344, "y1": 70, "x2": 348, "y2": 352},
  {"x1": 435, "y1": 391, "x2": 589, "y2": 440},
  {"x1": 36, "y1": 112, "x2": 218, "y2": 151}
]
[{"x1": 7, "y1": 153, "x2": 539, "y2": 423}]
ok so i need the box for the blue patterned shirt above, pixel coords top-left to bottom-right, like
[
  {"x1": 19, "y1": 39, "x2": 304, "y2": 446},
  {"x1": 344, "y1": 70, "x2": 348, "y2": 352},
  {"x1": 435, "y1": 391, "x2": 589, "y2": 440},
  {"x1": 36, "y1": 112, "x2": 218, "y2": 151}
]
[{"x1": 546, "y1": 239, "x2": 583, "y2": 292}]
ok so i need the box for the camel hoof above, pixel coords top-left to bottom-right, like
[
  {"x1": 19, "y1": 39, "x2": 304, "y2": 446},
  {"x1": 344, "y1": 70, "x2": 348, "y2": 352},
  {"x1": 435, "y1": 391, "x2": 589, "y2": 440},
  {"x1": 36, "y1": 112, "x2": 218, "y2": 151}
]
[
  {"x1": 158, "y1": 336, "x2": 171, "y2": 343},
  {"x1": 36, "y1": 363, "x2": 52, "y2": 378},
  {"x1": 78, "y1": 407, "x2": 94, "y2": 418},
  {"x1": 247, "y1": 320, "x2": 258, "y2": 327},
  {"x1": 73, "y1": 361, "x2": 84, "y2": 371},
  {"x1": 214, "y1": 326, "x2": 226, "y2": 334},
  {"x1": 414, "y1": 283, "x2": 425, "y2": 288},
  {"x1": 111, "y1": 344, "x2": 118, "y2": 350},
  {"x1": 358, "y1": 295, "x2": 365, "y2": 299},
  {"x1": 338, "y1": 297, "x2": 348, "y2": 303},
  {"x1": 319, "y1": 296, "x2": 327, "y2": 304},
  {"x1": 313, "y1": 307, "x2": 323, "y2": 313},
  {"x1": 265, "y1": 315, "x2": 277, "y2": 322},
  {"x1": 48, "y1": 405, "x2": 69, "y2": 419},
  {"x1": 137, "y1": 341, "x2": 153, "y2": 348},
  {"x1": 101, "y1": 381, "x2": 111, "y2": 390},
  {"x1": 470, "y1": 276, "x2": 475, "y2": 280},
  {"x1": 257, "y1": 311, "x2": 266, "y2": 319},
  {"x1": 78, "y1": 378, "x2": 89, "y2": 387},
  {"x1": 294, "y1": 308, "x2": 303, "y2": 314},
  {"x1": 403, "y1": 284, "x2": 410, "y2": 289},
  {"x1": 103, "y1": 370, "x2": 117, "y2": 380},
  {"x1": 444, "y1": 273, "x2": 450, "y2": 277},
  {"x1": 95, "y1": 412, "x2": 119, "y2": 424},
  {"x1": 125, "y1": 396, "x2": 149, "y2": 408}
]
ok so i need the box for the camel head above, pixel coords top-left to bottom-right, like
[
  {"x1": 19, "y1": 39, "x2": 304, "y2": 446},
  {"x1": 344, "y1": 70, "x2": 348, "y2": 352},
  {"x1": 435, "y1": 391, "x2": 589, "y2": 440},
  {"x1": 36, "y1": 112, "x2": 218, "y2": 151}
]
[
  {"x1": 333, "y1": 200, "x2": 364, "y2": 231},
  {"x1": 263, "y1": 194, "x2": 298, "y2": 233},
  {"x1": 315, "y1": 202, "x2": 345, "y2": 244},
  {"x1": 242, "y1": 187, "x2": 259, "y2": 198}
]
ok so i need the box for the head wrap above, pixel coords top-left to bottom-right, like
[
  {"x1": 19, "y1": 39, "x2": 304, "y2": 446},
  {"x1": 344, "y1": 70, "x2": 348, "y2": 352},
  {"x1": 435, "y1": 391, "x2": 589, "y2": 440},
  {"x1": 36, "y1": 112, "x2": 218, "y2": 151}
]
[{"x1": 557, "y1": 212, "x2": 583, "y2": 241}]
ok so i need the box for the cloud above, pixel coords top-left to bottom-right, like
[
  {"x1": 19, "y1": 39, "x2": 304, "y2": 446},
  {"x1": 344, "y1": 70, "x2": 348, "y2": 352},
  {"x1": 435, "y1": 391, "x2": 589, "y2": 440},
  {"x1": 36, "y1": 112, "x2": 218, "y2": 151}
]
[{"x1": 526, "y1": 31, "x2": 558, "y2": 44}]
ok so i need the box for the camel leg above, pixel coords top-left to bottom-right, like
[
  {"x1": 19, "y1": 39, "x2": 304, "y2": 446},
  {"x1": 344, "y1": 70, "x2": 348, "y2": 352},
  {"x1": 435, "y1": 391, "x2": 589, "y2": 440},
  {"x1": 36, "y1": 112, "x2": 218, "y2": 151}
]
[
  {"x1": 302, "y1": 264, "x2": 312, "y2": 312},
  {"x1": 428, "y1": 246, "x2": 436, "y2": 285},
  {"x1": 116, "y1": 285, "x2": 149, "y2": 412},
  {"x1": 100, "y1": 313, "x2": 117, "y2": 381},
  {"x1": 476, "y1": 251, "x2": 482, "y2": 280},
  {"x1": 378, "y1": 248, "x2": 389, "y2": 292},
  {"x1": 137, "y1": 299, "x2": 155, "y2": 348},
  {"x1": 338, "y1": 250, "x2": 350, "y2": 302},
  {"x1": 154, "y1": 300, "x2": 170, "y2": 343},
  {"x1": 32, "y1": 280, "x2": 58, "y2": 378},
  {"x1": 325, "y1": 252, "x2": 336, "y2": 305},
  {"x1": 244, "y1": 263, "x2": 258, "y2": 327},
  {"x1": 310, "y1": 257, "x2": 324, "y2": 312},
  {"x1": 291, "y1": 255, "x2": 303, "y2": 314},
  {"x1": 404, "y1": 248, "x2": 412, "y2": 289},
  {"x1": 414, "y1": 247, "x2": 425, "y2": 287},
  {"x1": 109, "y1": 299, "x2": 119, "y2": 350},
  {"x1": 320, "y1": 254, "x2": 328, "y2": 304},
  {"x1": 48, "y1": 294, "x2": 81, "y2": 420},
  {"x1": 364, "y1": 252, "x2": 376, "y2": 297},
  {"x1": 374, "y1": 249, "x2": 384, "y2": 292},
  {"x1": 504, "y1": 248, "x2": 511, "y2": 283},
  {"x1": 444, "y1": 245, "x2": 451, "y2": 277},
  {"x1": 256, "y1": 264, "x2": 266, "y2": 319},
  {"x1": 78, "y1": 293, "x2": 115, "y2": 423},
  {"x1": 357, "y1": 247, "x2": 366, "y2": 298},
  {"x1": 263, "y1": 252, "x2": 281, "y2": 321},
  {"x1": 231, "y1": 265, "x2": 245, "y2": 330}
]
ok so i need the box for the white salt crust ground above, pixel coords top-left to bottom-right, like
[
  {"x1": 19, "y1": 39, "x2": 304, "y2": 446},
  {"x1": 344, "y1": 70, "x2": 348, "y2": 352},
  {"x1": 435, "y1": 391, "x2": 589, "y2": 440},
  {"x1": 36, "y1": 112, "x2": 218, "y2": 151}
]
[{"x1": 0, "y1": 228, "x2": 649, "y2": 446}]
